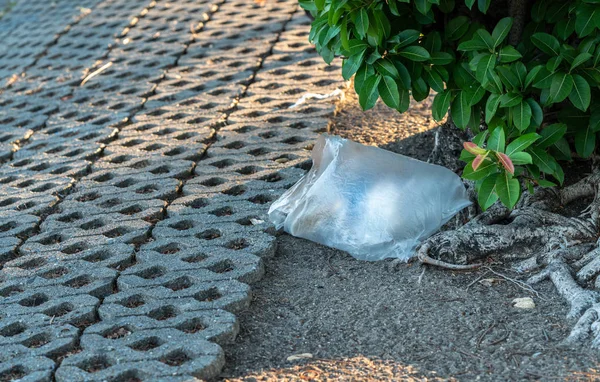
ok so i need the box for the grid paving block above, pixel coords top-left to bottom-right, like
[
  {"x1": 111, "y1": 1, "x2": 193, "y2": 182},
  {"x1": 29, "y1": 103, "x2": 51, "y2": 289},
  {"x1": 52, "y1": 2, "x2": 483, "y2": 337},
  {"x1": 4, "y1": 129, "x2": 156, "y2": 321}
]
[
  {"x1": 0, "y1": 174, "x2": 72, "y2": 198},
  {"x1": 101, "y1": 279, "x2": 251, "y2": 316},
  {"x1": 0, "y1": 193, "x2": 59, "y2": 216},
  {"x1": 0, "y1": 316, "x2": 79, "y2": 355},
  {"x1": 64, "y1": 178, "x2": 181, "y2": 203},
  {"x1": 70, "y1": 65, "x2": 159, "y2": 100},
  {"x1": 0, "y1": 260, "x2": 117, "y2": 298},
  {"x1": 21, "y1": 221, "x2": 151, "y2": 253},
  {"x1": 136, "y1": 239, "x2": 264, "y2": 284},
  {"x1": 58, "y1": 195, "x2": 166, "y2": 222},
  {"x1": 0, "y1": 243, "x2": 135, "y2": 277},
  {"x1": 14, "y1": 141, "x2": 103, "y2": 162},
  {"x1": 0, "y1": 351, "x2": 54, "y2": 382},
  {"x1": 78, "y1": 170, "x2": 187, "y2": 191},
  {"x1": 43, "y1": 205, "x2": 163, "y2": 230},
  {"x1": 44, "y1": 104, "x2": 129, "y2": 130},
  {"x1": 33, "y1": 123, "x2": 118, "y2": 146},
  {"x1": 102, "y1": 140, "x2": 209, "y2": 163},
  {"x1": 117, "y1": 121, "x2": 215, "y2": 142},
  {"x1": 38, "y1": 212, "x2": 153, "y2": 238},
  {"x1": 56, "y1": 335, "x2": 224, "y2": 381},
  {"x1": 82, "y1": 309, "x2": 238, "y2": 346},
  {"x1": 0, "y1": 210, "x2": 39, "y2": 239},
  {"x1": 1, "y1": 157, "x2": 91, "y2": 178},
  {"x1": 90, "y1": 157, "x2": 195, "y2": 178},
  {"x1": 131, "y1": 106, "x2": 225, "y2": 128},
  {"x1": 0, "y1": 293, "x2": 98, "y2": 328},
  {"x1": 167, "y1": 198, "x2": 266, "y2": 220},
  {"x1": 143, "y1": 85, "x2": 241, "y2": 111}
]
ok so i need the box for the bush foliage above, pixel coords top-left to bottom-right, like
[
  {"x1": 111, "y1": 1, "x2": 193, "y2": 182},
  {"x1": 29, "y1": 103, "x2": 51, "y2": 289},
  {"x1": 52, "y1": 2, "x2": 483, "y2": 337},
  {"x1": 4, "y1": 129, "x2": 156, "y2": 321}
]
[{"x1": 299, "y1": 0, "x2": 600, "y2": 209}]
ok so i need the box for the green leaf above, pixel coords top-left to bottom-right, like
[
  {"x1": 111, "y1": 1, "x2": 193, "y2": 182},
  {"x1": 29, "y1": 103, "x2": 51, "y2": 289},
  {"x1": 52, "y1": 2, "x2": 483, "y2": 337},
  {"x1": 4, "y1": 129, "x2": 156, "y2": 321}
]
[
  {"x1": 430, "y1": 52, "x2": 454, "y2": 65},
  {"x1": 488, "y1": 126, "x2": 505, "y2": 152},
  {"x1": 478, "y1": 173, "x2": 499, "y2": 210},
  {"x1": 355, "y1": 9, "x2": 369, "y2": 38},
  {"x1": 397, "y1": 46, "x2": 431, "y2": 61},
  {"x1": 374, "y1": 59, "x2": 400, "y2": 78},
  {"x1": 378, "y1": 76, "x2": 400, "y2": 109},
  {"x1": 571, "y1": 53, "x2": 593, "y2": 71},
  {"x1": 576, "y1": 6, "x2": 599, "y2": 37},
  {"x1": 432, "y1": 90, "x2": 451, "y2": 121},
  {"x1": 390, "y1": 30, "x2": 421, "y2": 48},
  {"x1": 485, "y1": 94, "x2": 501, "y2": 124},
  {"x1": 499, "y1": 46, "x2": 522, "y2": 63},
  {"x1": 425, "y1": 69, "x2": 444, "y2": 92},
  {"x1": 552, "y1": 138, "x2": 572, "y2": 161},
  {"x1": 506, "y1": 133, "x2": 540, "y2": 155},
  {"x1": 358, "y1": 74, "x2": 381, "y2": 110},
  {"x1": 569, "y1": 74, "x2": 591, "y2": 111},
  {"x1": 393, "y1": 61, "x2": 412, "y2": 89},
  {"x1": 575, "y1": 127, "x2": 596, "y2": 158},
  {"x1": 398, "y1": 89, "x2": 410, "y2": 113},
  {"x1": 475, "y1": 29, "x2": 495, "y2": 51},
  {"x1": 451, "y1": 91, "x2": 471, "y2": 129},
  {"x1": 549, "y1": 72, "x2": 574, "y2": 103},
  {"x1": 531, "y1": 33, "x2": 560, "y2": 56},
  {"x1": 499, "y1": 92, "x2": 522, "y2": 107},
  {"x1": 342, "y1": 50, "x2": 366, "y2": 80},
  {"x1": 463, "y1": 160, "x2": 497, "y2": 180},
  {"x1": 537, "y1": 179, "x2": 557, "y2": 188},
  {"x1": 536, "y1": 123, "x2": 567, "y2": 148},
  {"x1": 495, "y1": 172, "x2": 520, "y2": 209},
  {"x1": 529, "y1": 147, "x2": 556, "y2": 174},
  {"x1": 446, "y1": 16, "x2": 469, "y2": 40},
  {"x1": 509, "y1": 152, "x2": 533, "y2": 165},
  {"x1": 512, "y1": 101, "x2": 532, "y2": 132},
  {"x1": 526, "y1": 98, "x2": 543, "y2": 127},
  {"x1": 475, "y1": 54, "x2": 496, "y2": 83},
  {"x1": 491, "y1": 17, "x2": 513, "y2": 47},
  {"x1": 345, "y1": 40, "x2": 369, "y2": 55}
]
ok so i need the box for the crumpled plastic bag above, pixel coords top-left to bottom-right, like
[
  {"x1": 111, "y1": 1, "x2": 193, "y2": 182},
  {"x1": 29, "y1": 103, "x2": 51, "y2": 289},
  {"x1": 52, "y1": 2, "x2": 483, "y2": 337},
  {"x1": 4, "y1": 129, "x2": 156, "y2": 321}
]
[{"x1": 268, "y1": 134, "x2": 471, "y2": 261}]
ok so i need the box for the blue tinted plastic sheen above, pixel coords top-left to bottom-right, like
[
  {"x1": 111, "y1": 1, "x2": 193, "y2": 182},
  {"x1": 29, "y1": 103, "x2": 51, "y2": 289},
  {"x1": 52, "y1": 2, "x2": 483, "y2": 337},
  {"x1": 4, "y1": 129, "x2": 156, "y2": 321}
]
[{"x1": 268, "y1": 135, "x2": 472, "y2": 261}]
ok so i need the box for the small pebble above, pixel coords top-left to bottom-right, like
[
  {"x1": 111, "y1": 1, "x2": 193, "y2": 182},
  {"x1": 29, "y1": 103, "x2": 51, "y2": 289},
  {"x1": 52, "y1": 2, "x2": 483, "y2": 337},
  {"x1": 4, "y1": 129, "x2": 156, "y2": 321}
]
[{"x1": 512, "y1": 297, "x2": 535, "y2": 309}]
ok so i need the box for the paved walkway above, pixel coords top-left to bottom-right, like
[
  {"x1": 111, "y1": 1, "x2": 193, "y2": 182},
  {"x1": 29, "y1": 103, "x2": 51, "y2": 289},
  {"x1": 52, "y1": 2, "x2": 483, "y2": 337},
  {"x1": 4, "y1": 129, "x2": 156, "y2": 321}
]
[{"x1": 0, "y1": 0, "x2": 344, "y2": 380}]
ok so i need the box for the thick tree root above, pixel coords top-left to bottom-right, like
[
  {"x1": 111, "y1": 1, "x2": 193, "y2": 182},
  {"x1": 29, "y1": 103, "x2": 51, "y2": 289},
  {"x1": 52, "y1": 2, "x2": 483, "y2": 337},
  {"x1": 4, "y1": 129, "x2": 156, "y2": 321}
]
[{"x1": 418, "y1": 169, "x2": 600, "y2": 347}]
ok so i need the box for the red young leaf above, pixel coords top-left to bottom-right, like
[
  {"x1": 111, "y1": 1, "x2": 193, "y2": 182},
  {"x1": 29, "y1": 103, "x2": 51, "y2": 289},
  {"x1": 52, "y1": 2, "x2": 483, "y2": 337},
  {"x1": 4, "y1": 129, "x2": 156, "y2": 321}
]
[
  {"x1": 463, "y1": 141, "x2": 487, "y2": 155},
  {"x1": 496, "y1": 152, "x2": 515, "y2": 175},
  {"x1": 472, "y1": 153, "x2": 488, "y2": 171}
]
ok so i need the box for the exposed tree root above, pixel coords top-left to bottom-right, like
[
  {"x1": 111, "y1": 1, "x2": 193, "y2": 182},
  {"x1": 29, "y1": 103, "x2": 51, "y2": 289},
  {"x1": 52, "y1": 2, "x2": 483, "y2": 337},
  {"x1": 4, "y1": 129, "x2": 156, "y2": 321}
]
[{"x1": 417, "y1": 166, "x2": 600, "y2": 347}]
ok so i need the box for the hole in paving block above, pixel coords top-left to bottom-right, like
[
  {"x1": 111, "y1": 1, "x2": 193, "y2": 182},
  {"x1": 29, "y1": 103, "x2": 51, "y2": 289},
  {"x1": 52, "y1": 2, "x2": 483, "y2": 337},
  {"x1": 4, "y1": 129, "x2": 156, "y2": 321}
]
[
  {"x1": 210, "y1": 206, "x2": 233, "y2": 216},
  {"x1": 110, "y1": 257, "x2": 137, "y2": 272},
  {"x1": 150, "y1": 165, "x2": 170, "y2": 174},
  {"x1": 80, "y1": 355, "x2": 111, "y2": 373},
  {"x1": 119, "y1": 205, "x2": 143, "y2": 216},
  {"x1": 100, "y1": 198, "x2": 122, "y2": 208},
  {"x1": 103, "y1": 326, "x2": 131, "y2": 339},
  {"x1": 200, "y1": 177, "x2": 226, "y2": 187},
  {"x1": 112, "y1": 370, "x2": 142, "y2": 382},
  {"x1": 147, "y1": 306, "x2": 178, "y2": 321},
  {"x1": 83, "y1": 249, "x2": 112, "y2": 263},
  {"x1": 76, "y1": 192, "x2": 100, "y2": 202},
  {"x1": 164, "y1": 148, "x2": 186, "y2": 157},
  {"x1": 156, "y1": 243, "x2": 180, "y2": 254},
  {"x1": 159, "y1": 350, "x2": 191, "y2": 366},
  {"x1": 197, "y1": 229, "x2": 221, "y2": 240},
  {"x1": 30, "y1": 163, "x2": 51, "y2": 172},
  {"x1": 130, "y1": 160, "x2": 150, "y2": 169},
  {"x1": 163, "y1": 276, "x2": 193, "y2": 291},
  {"x1": 223, "y1": 185, "x2": 246, "y2": 196},
  {"x1": 115, "y1": 179, "x2": 137, "y2": 188},
  {"x1": 209, "y1": 159, "x2": 234, "y2": 169},
  {"x1": 23, "y1": 333, "x2": 50, "y2": 348},
  {"x1": 235, "y1": 125, "x2": 257, "y2": 134},
  {"x1": 194, "y1": 287, "x2": 221, "y2": 302},
  {"x1": 282, "y1": 136, "x2": 304, "y2": 145},
  {"x1": 103, "y1": 227, "x2": 131, "y2": 238},
  {"x1": 236, "y1": 216, "x2": 261, "y2": 226},
  {"x1": 128, "y1": 336, "x2": 164, "y2": 351},
  {"x1": 261, "y1": 173, "x2": 282, "y2": 183},
  {"x1": 0, "y1": 221, "x2": 17, "y2": 232},
  {"x1": 259, "y1": 131, "x2": 277, "y2": 139},
  {"x1": 142, "y1": 143, "x2": 164, "y2": 152},
  {"x1": 226, "y1": 238, "x2": 249, "y2": 250},
  {"x1": 58, "y1": 212, "x2": 83, "y2": 223},
  {"x1": 16, "y1": 201, "x2": 37, "y2": 211},
  {"x1": 169, "y1": 220, "x2": 193, "y2": 231},
  {"x1": 109, "y1": 155, "x2": 132, "y2": 164},
  {"x1": 0, "y1": 176, "x2": 17, "y2": 184},
  {"x1": 267, "y1": 116, "x2": 286, "y2": 123},
  {"x1": 289, "y1": 122, "x2": 307, "y2": 130},
  {"x1": 0, "y1": 322, "x2": 26, "y2": 337},
  {"x1": 16, "y1": 179, "x2": 34, "y2": 187},
  {"x1": 0, "y1": 285, "x2": 23, "y2": 297},
  {"x1": 119, "y1": 295, "x2": 145, "y2": 308},
  {"x1": 37, "y1": 234, "x2": 63, "y2": 245},
  {"x1": 137, "y1": 266, "x2": 166, "y2": 279},
  {"x1": 224, "y1": 141, "x2": 245, "y2": 149},
  {"x1": 182, "y1": 253, "x2": 207, "y2": 263},
  {"x1": 236, "y1": 166, "x2": 260, "y2": 175},
  {"x1": 64, "y1": 275, "x2": 91, "y2": 289},
  {"x1": 18, "y1": 257, "x2": 46, "y2": 270},
  {"x1": 186, "y1": 198, "x2": 208, "y2": 209},
  {"x1": 32, "y1": 183, "x2": 58, "y2": 192},
  {"x1": 0, "y1": 366, "x2": 26, "y2": 381},
  {"x1": 208, "y1": 260, "x2": 235, "y2": 274},
  {"x1": 248, "y1": 147, "x2": 270, "y2": 156},
  {"x1": 0, "y1": 198, "x2": 18, "y2": 207},
  {"x1": 177, "y1": 318, "x2": 206, "y2": 333},
  {"x1": 135, "y1": 185, "x2": 158, "y2": 194},
  {"x1": 62, "y1": 242, "x2": 87, "y2": 254},
  {"x1": 44, "y1": 302, "x2": 73, "y2": 317},
  {"x1": 80, "y1": 219, "x2": 104, "y2": 230},
  {"x1": 40, "y1": 267, "x2": 69, "y2": 279},
  {"x1": 13, "y1": 159, "x2": 33, "y2": 168}
]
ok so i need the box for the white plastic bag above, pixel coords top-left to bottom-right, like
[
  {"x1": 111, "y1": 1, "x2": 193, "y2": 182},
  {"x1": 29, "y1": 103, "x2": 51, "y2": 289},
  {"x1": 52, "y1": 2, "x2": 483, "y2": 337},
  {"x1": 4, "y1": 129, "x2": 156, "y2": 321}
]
[{"x1": 268, "y1": 135, "x2": 471, "y2": 261}]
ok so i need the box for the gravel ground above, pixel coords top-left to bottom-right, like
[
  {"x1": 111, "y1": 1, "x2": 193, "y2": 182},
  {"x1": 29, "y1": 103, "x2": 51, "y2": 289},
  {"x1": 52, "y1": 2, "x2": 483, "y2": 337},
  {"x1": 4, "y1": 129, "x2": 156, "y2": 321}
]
[{"x1": 219, "y1": 91, "x2": 600, "y2": 381}]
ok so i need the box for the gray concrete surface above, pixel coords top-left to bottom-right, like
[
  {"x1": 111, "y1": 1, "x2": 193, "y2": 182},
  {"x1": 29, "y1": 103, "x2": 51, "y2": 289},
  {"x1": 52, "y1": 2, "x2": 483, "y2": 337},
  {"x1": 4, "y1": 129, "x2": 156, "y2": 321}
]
[{"x1": 0, "y1": 0, "x2": 343, "y2": 380}]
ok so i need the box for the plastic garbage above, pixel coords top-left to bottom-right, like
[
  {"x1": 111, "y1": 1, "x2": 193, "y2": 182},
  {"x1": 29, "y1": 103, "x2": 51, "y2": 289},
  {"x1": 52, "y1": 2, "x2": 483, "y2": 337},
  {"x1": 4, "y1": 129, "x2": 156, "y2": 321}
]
[{"x1": 268, "y1": 134, "x2": 472, "y2": 261}]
